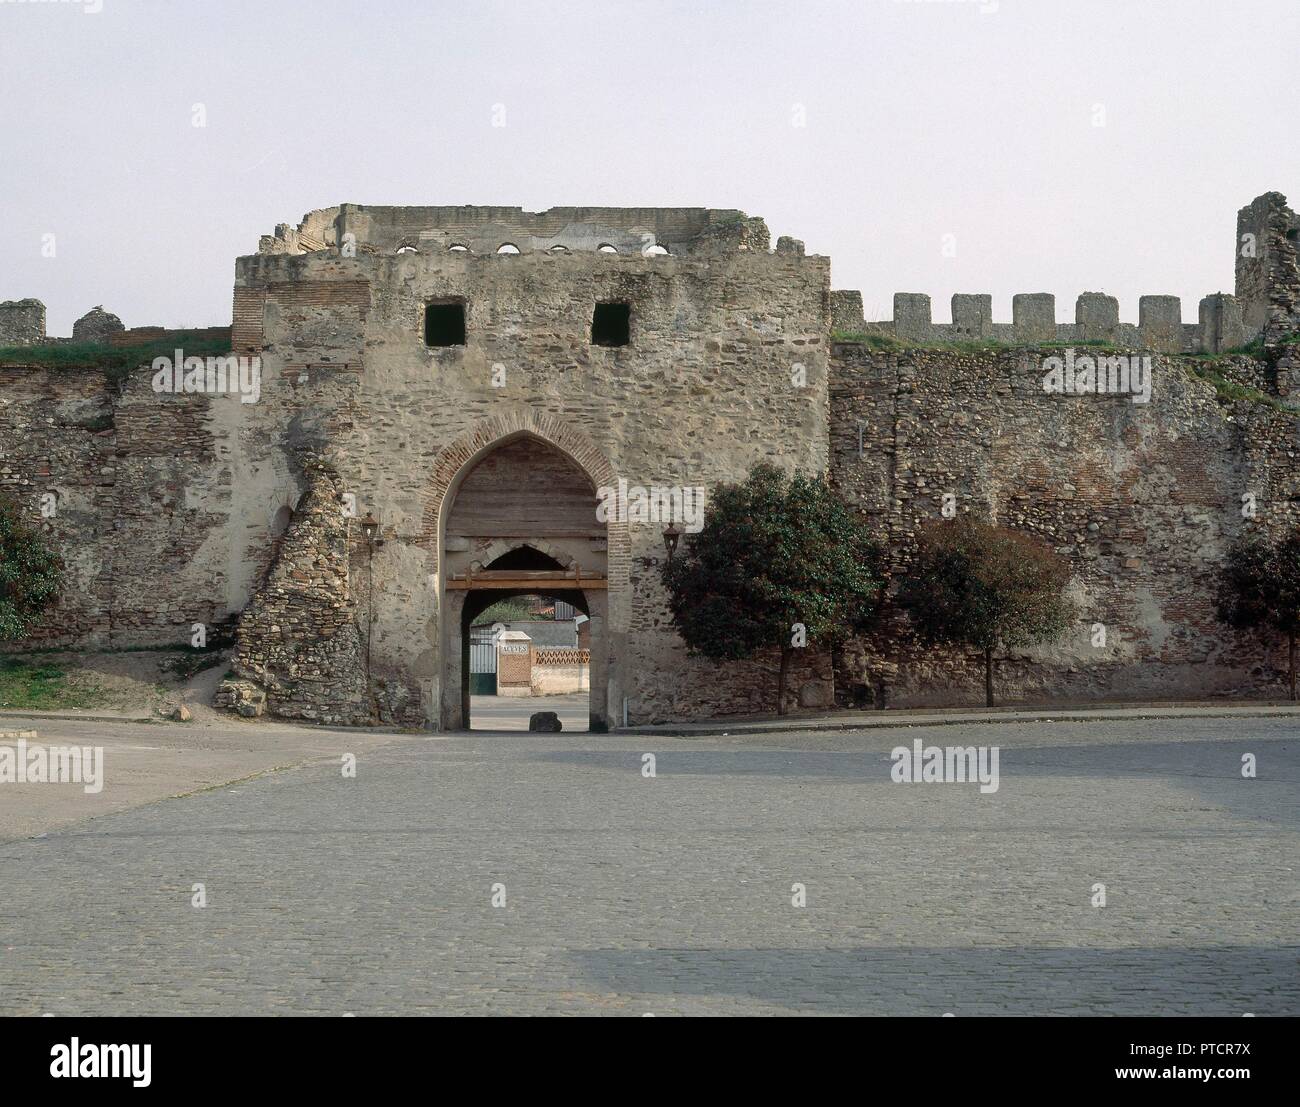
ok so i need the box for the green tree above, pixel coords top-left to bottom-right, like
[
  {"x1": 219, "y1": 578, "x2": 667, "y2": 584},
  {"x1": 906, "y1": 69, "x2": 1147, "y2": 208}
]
[
  {"x1": 1216, "y1": 528, "x2": 1300, "y2": 700},
  {"x1": 0, "y1": 498, "x2": 63, "y2": 642},
  {"x1": 661, "y1": 464, "x2": 885, "y2": 715},
  {"x1": 897, "y1": 516, "x2": 1075, "y2": 707},
  {"x1": 471, "y1": 597, "x2": 546, "y2": 626}
]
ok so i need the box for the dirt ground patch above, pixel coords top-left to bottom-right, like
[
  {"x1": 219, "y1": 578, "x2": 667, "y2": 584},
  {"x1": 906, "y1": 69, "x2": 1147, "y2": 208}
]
[{"x1": 0, "y1": 649, "x2": 230, "y2": 717}]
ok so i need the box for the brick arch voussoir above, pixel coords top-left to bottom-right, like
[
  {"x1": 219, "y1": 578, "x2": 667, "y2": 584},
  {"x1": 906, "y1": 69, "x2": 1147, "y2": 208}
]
[
  {"x1": 468, "y1": 538, "x2": 577, "y2": 573},
  {"x1": 419, "y1": 411, "x2": 620, "y2": 571}
]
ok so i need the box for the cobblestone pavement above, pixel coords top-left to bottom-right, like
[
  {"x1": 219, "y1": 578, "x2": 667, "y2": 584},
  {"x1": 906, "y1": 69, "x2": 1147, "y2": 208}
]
[{"x1": 0, "y1": 716, "x2": 1296, "y2": 1016}]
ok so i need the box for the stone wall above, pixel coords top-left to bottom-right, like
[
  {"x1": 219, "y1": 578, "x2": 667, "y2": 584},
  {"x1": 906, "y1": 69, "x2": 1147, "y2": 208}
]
[
  {"x1": 829, "y1": 342, "x2": 1300, "y2": 706},
  {"x1": 0, "y1": 351, "x2": 293, "y2": 650},
  {"x1": 833, "y1": 290, "x2": 1256, "y2": 354},
  {"x1": 829, "y1": 191, "x2": 1298, "y2": 355},
  {"x1": 1236, "y1": 192, "x2": 1300, "y2": 346},
  {"x1": 218, "y1": 459, "x2": 373, "y2": 726},
  {"x1": 0, "y1": 365, "x2": 114, "y2": 644},
  {"x1": 262, "y1": 204, "x2": 765, "y2": 259},
  {"x1": 531, "y1": 658, "x2": 591, "y2": 695},
  {"x1": 72, "y1": 307, "x2": 124, "y2": 344},
  {"x1": 227, "y1": 217, "x2": 831, "y2": 727},
  {"x1": 3, "y1": 192, "x2": 1298, "y2": 728},
  {"x1": 109, "y1": 325, "x2": 231, "y2": 348},
  {"x1": 0, "y1": 299, "x2": 46, "y2": 346}
]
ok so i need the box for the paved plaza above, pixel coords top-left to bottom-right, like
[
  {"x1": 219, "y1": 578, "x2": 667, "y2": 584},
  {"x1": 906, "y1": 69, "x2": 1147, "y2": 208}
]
[
  {"x1": 0, "y1": 713, "x2": 1296, "y2": 1015},
  {"x1": 470, "y1": 692, "x2": 590, "y2": 731}
]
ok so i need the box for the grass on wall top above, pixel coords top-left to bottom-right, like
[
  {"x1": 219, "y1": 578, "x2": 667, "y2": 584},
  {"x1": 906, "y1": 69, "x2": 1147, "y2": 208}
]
[{"x1": 0, "y1": 333, "x2": 234, "y2": 384}]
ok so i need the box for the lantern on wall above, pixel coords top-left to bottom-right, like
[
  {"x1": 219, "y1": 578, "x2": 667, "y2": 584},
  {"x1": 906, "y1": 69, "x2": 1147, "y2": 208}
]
[
  {"x1": 360, "y1": 511, "x2": 380, "y2": 544},
  {"x1": 662, "y1": 522, "x2": 683, "y2": 561}
]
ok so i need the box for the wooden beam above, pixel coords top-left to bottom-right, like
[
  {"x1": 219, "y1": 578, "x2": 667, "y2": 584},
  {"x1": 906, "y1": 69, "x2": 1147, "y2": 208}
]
[
  {"x1": 446, "y1": 578, "x2": 607, "y2": 591},
  {"x1": 463, "y1": 569, "x2": 605, "y2": 579},
  {"x1": 446, "y1": 570, "x2": 607, "y2": 591}
]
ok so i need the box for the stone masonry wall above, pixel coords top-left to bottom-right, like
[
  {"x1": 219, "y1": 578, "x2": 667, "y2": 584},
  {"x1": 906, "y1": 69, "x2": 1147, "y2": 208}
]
[
  {"x1": 834, "y1": 291, "x2": 1255, "y2": 355},
  {"x1": 829, "y1": 343, "x2": 1300, "y2": 706},
  {"x1": 1236, "y1": 192, "x2": 1300, "y2": 346},
  {"x1": 71, "y1": 307, "x2": 124, "y2": 344},
  {"x1": 229, "y1": 229, "x2": 831, "y2": 726},
  {"x1": 221, "y1": 459, "x2": 372, "y2": 726},
  {"x1": 0, "y1": 355, "x2": 291, "y2": 650},
  {"x1": 0, "y1": 300, "x2": 46, "y2": 347},
  {"x1": 0, "y1": 365, "x2": 114, "y2": 644}
]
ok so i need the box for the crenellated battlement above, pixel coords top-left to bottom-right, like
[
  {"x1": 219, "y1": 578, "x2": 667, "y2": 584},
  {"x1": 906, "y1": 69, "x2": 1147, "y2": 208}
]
[
  {"x1": 831, "y1": 289, "x2": 1252, "y2": 353},
  {"x1": 831, "y1": 191, "x2": 1298, "y2": 354},
  {"x1": 6, "y1": 192, "x2": 1296, "y2": 361}
]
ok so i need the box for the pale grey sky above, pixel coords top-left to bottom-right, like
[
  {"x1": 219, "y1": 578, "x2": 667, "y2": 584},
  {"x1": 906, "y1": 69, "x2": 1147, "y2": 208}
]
[{"x1": 2, "y1": 0, "x2": 1296, "y2": 335}]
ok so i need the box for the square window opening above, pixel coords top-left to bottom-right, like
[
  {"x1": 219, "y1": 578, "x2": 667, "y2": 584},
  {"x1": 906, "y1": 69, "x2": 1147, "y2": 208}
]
[
  {"x1": 425, "y1": 301, "x2": 466, "y2": 347},
  {"x1": 592, "y1": 302, "x2": 631, "y2": 347}
]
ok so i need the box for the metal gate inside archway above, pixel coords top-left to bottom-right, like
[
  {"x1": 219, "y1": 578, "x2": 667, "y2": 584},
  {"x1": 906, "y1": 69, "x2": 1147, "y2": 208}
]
[{"x1": 469, "y1": 632, "x2": 497, "y2": 695}]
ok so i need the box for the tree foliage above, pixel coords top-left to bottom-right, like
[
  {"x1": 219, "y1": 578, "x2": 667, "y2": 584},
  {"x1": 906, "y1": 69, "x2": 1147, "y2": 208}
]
[
  {"x1": 1217, "y1": 527, "x2": 1300, "y2": 699},
  {"x1": 0, "y1": 498, "x2": 63, "y2": 642},
  {"x1": 471, "y1": 597, "x2": 547, "y2": 626},
  {"x1": 661, "y1": 464, "x2": 885, "y2": 713},
  {"x1": 896, "y1": 516, "x2": 1075, "y2": 706}
]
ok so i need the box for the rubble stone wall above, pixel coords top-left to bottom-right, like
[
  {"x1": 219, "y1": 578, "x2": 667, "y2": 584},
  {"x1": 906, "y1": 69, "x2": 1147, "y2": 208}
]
[{"x1": 829, "y1": 343, "x2": 1300, "y2": 705}]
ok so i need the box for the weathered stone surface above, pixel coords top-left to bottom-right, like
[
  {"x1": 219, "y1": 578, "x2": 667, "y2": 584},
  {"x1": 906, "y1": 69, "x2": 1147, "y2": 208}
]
[
  {"x1": 1236, "y1": 192, "x2": 1300, "y2": 345},
  {"x1": 71, "y1": 306, "x2": 124, "y2": 344},
  {"x1": 830, "y1": 344, "x2": 1300, "y2": 706},
  {"x1": 798, "y1": 680, "x2": 834, "y2": 709},
  {"x1": 213, "y1": 679, "x2": 266, "y2": 717},
  {"x1": 0, "y1": 299, "x2": 45, "y2": 346},
  {"x1": 219, "y1": 460, "x2": 373, "y2": 726}
]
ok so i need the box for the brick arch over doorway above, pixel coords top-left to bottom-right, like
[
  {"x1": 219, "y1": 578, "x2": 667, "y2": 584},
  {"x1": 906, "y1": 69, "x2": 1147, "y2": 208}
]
[
  {"x1": 468, "y1": 539, "x2": 576, "y2": 573},
  {"x1": 417, "y1": 409, "x2": 631, "y2": 730},
  {"x1": 417, "y1": 410, "x2": 630, "y2": 593}
]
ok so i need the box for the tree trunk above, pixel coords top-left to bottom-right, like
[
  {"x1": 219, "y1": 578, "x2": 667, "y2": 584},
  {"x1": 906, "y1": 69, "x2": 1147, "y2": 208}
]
[
  {"x1": 778, "y1": 646, "x2": 793, "y2": 716},
  {"x1": 1290, "y1": 631, "x2": 1297, "y2": 702},
  {"x1": 984, "y1": 646, "x2": 994, "y2": 708}
]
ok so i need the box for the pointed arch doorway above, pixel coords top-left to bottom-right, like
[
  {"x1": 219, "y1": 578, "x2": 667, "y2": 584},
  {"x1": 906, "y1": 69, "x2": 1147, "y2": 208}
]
[{"x1": 437, "y1": 432, "x2": 609, "y2": 732}]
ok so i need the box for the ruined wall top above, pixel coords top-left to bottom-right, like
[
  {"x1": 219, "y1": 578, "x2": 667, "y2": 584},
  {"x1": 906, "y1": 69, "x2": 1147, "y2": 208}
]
[
  {"x1": 828, "y1": 192, "x2": 1299, "y2": 355},
  {"x1": 255, "y1": 205, "x2": 774, "y2": 258},
  {"x1": 1236, "y1": 191, "x2": 1300, "y2": 345}
]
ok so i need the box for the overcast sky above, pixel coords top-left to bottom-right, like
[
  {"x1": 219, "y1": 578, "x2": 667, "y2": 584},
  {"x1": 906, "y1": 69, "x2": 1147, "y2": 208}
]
[{"x1": 2, "y1": 0, "x2": 1297, "y2": 335}]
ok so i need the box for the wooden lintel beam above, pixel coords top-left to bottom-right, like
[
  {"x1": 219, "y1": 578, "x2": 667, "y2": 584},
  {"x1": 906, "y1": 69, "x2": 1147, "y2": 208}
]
[{"x1": 446, "y1": 576, "x2": 607, "y2": 591}]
